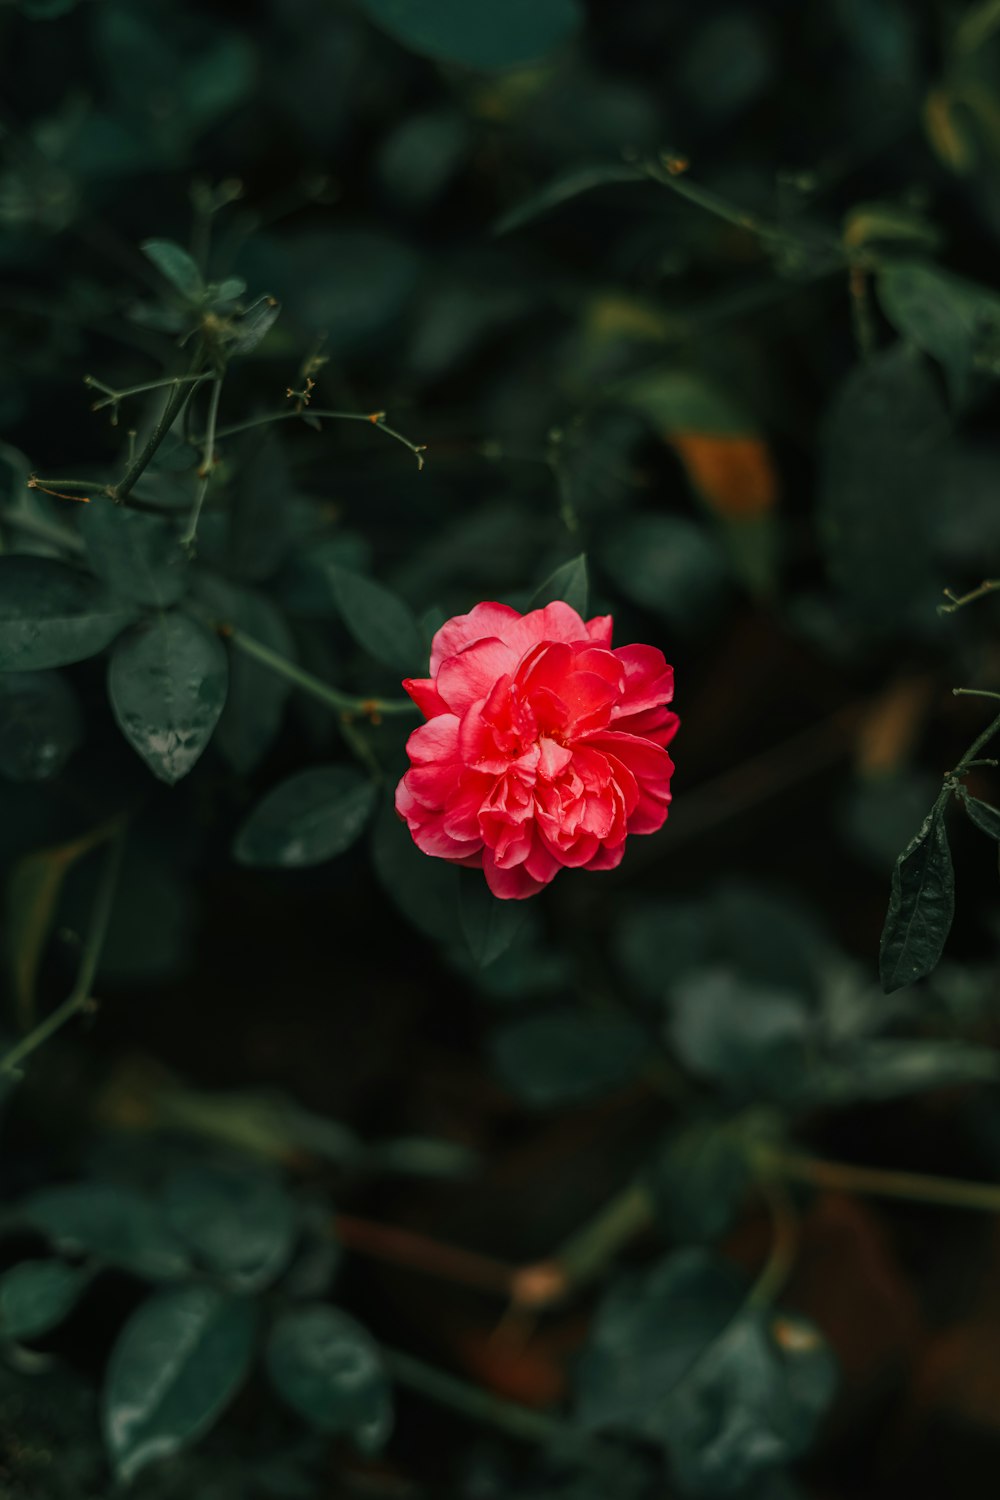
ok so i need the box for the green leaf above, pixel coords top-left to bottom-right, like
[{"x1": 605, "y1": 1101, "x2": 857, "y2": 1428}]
[
  {"x1": 494, "y1": 162, "x2": 647, "y2": 235},
  {"x1": 0, "y1": 556, "x2": 135, "y2": 670},
  {"x1": 161, "y1": 1164, "x2": 297, "y2": 1292},
  {"x1": 528, "y1": 553, "x2": 589, "y2": 617},
  {"x1": 879, "y1": 798, "x2": 955, "y2": 993},
  {"x1": 103, "y1": 1286, "x2": 257, "y2": 1485},
  {"x1": 371, "y1": 792, "x2": 458, "y2": 941},
  {"x1": 17, "y1": 1182, "x2": 192, "y2": 1281},
  {"x1": 195, "y1": 575, "x2": 297, "y2": 774},
  {"x1": 814, "y1": 1039, "x2": 1000, "y2": 1103},
  {"x1": 108, "y1": 613, "x2": 228, "y2": 784},
  {"x1": 79, "y1": 500, "x2": 189, "y2": 607},
  {"x1": 228, "y1": 294, "x2": 281, "y2": 355},
  {"x1": 576, "y1": 1248, "x2": 746, "y2": 1440},
  {"x1": 645, "y1": 1120, "x2": 751, "y2": 1244},
  {"x1": 962, "y1": 791, "x2": 1000, "y2": 840},
  {"x1": 601, "y1": 514, "x2": 730, "y2": 631},
  {"x1": 819, "y1": 343, "x2": 948, "y2": 634},
  {"x1": 0, "y1": 1260, "x2": 90, "y2": 1342},
  {"x1": 877, "y1": 260, "x2": 1000, "y2": 408},
  {"x1": 663, "y1": 1309, "x2": 837, "y2": 1497},
  {"x1": 329, "y1": 567, "x2": 424, "y2": 675},
  {"x1": 141, "y1": 239, "x2": 205, "y2": 302},
  {"x1": 667, "y1": 968, "x2": 813, "y2": 1100},
  {"x1": 234, "y1": 766, "x2": 377, "y2": 868},
  {"x1": 0, "y1": 670, "x2": 81, "y2": 782},
  {"x1": 19, "y1": 0, "x2": 79, "y2": 16},
  {"x1": 614, "y1": 899, "x2": 710, "y2": 1002},
  {"x1": 458, "y1": 869, "x2": 528, "y2": 967},
  {"x1": 355, "y1": 0, "x2": 581, "y2": 70},
  {"x1": 490, "y1": 1010, "x2": 648, "y2": 1107},
  {"x1": 266, "y1": 1304, "x2": 392, "y2": 1453}
]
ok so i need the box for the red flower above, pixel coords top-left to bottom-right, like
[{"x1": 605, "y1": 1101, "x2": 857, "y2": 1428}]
[{"x1": 395, "y1": 601, "x2": 677, "y2": 899}]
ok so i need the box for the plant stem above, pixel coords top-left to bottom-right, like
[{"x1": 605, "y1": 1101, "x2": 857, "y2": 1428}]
[
  {"x1": 180, "y1": 375, "x2": 223, "y2": 549},
  {"x1": 512, "y1": 1182, "x2": 653, "y2": 1310},
  {"x1": 383, "y1": 1347, "x2": 590, "y2": 1451},
  {"x1": 952, "y1": 703, "x2": 1000, "y2": 773},
  {"x1": 85, "y1": 371, "x2": 212, "y2": 413},
  {"x1": 760, "y1": 1145, "x2": 1000, "y2": 1215},
  {"x1": 210, "y1": 407, "x2": 427, "y2": 469},
  {"x1": 748, "y1": 1178, "x2": 799, "y2": 1308},
  {"x1": 939, "y1": 579, "x2": 1000, "y2": 614},
  {"x1": 645, "y1": 157, "x2": 843, "y2": 262},
  {"x1": 0, "y1": 827, "x2": 126, "y2": 1077},
  {"x1": 222, "y1": 624, "x2": 418, "y2": 718},
  {"x1": 334, "y1": 1215, "x2": 514, "y2": 1296},
  {"x1": 109, "y1": 354, "x2": 205, "y2": 503}
]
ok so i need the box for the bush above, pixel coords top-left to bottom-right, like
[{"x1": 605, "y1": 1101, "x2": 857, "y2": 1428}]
[{"x1": 3, "y1": 2, "x2": 1000, "y2": 1497}]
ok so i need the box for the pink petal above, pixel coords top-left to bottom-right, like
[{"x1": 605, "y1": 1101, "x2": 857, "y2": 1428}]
[
  {"x1": 429, "y1": 603, "x2": 525, "y2": 672},
  {"x1": 611, "y1": 644, "x2": 674, "y2": 718},
  {"x1": 482, "y1": 849, "x2": 551, "y2": 899},
  {"x1": 405, "y1": 714, "x2": 462, "y2": 766},
  {"x1": 586, "y1": 614, "x2": 614, "y2": 648},
  {"x1": 583, "y1": 839, "x2": 628, "y2": 872},
  {"x1": 403, "y1": 677, "x2": 450, "y2": 718},
  {"x1": 435, "y1": 638, "x2": 517, "y2": 714}
]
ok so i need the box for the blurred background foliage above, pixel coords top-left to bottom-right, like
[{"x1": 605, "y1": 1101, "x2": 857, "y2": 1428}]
[{"x1": 4, "y1": 0, "x2": 1000, "y2": 1496}]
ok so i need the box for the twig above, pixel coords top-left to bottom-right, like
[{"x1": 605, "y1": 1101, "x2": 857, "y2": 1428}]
[
  {"x1": 180, "y1": 374, "x2": 223, "y2": 549},
  {"x1": 210, "y1": 407, "x2": 427, "y2": 470},
  {"x1": 109, "y1": 354, "x2": 205, "y2": 503},
  {"x1": 939, "y1": 579, "x2": 1000, "y2": 614}
]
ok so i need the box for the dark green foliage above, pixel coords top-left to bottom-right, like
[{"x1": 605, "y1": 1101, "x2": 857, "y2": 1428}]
[
  {"x1": 79, "y1": 501, "x2": 189, "y2": 608},
  {"x1": 328, "y1": 567, "x2": 425, "y2": 675},
  {"x1": 0, "y1": 556, "x2": 135, "y2": 670},
  {"x1": 266, "y1": 1305, "x2": 392, "y2": 1451},
  {"x1": 528, "y1": 553, "x2": 589, "y2": 617},
  {"x1": 108, "y1": 613, "x2": 229, "y2": 784},
  {"x1": 234, "y1": 766, "x2": 377, "y2": 868},
  {"x1": 879, "y1": 797, "x2": 956, "y2": 992},
  {"x1": 0, "y1": 669, "x2": 82, "y2": 781},
  {"x1": 355, "y1": 0, "x2": 581, "y2": 69},
  {"x1": 490, "y1": 1010, "x2": 649, "y2": 1106},
  {"x1": 103, "y1": 1286, "x2": 257, "y2": 1483},
  {"x1": 0, "y1": 1260, "x2": 91, "y2": 1342},
  {"x1": 5, "y1": 0, "x2": 1000, "y2": 1495}
]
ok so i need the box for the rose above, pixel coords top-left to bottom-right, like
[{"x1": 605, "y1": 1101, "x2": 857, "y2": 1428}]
[{"x1": 395, "y1": 601, "x2": 677, "y2": 899}]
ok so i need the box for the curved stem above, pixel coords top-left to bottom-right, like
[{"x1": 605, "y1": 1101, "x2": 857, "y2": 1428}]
[
  {"x1": 384, "y1": 1347, "x2": 592, "y2": 1452},
  {"x1": 748, "y1": 1178, "x2": 799, "y2": 1308},
  {"x1": 0, "y1": 826, "x2": 126, "y2": 1078},
  {"x1": 110, "y1": 353, "x2": 205, "y2": 503},
  {"x1": 220, "y1": 623, "x2": 418, "y2": 718},
  {"x1": 211, "y1": 407, "x2": 427, "y2": 468}
]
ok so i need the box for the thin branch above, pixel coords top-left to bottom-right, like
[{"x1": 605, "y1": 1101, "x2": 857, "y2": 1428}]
[
  {"x1": 760, "y1": 1145, "x2": 1000, "y2": 1215},
  {"x1": 109, "y1": 354, "x2": 205, "y2": 503},
  {"x1": 939, "y1": 579, "x2": 1000, "y2": 614},
  {"x1": 210, "y1": 406, "x2": 427, "y2": 470},
  {"x1": 384, "y1": 1347, "x2": 592, "y2": 1452},
  {"x1": 180, "y1": 375, "x2": 223, "y2": 550}
]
